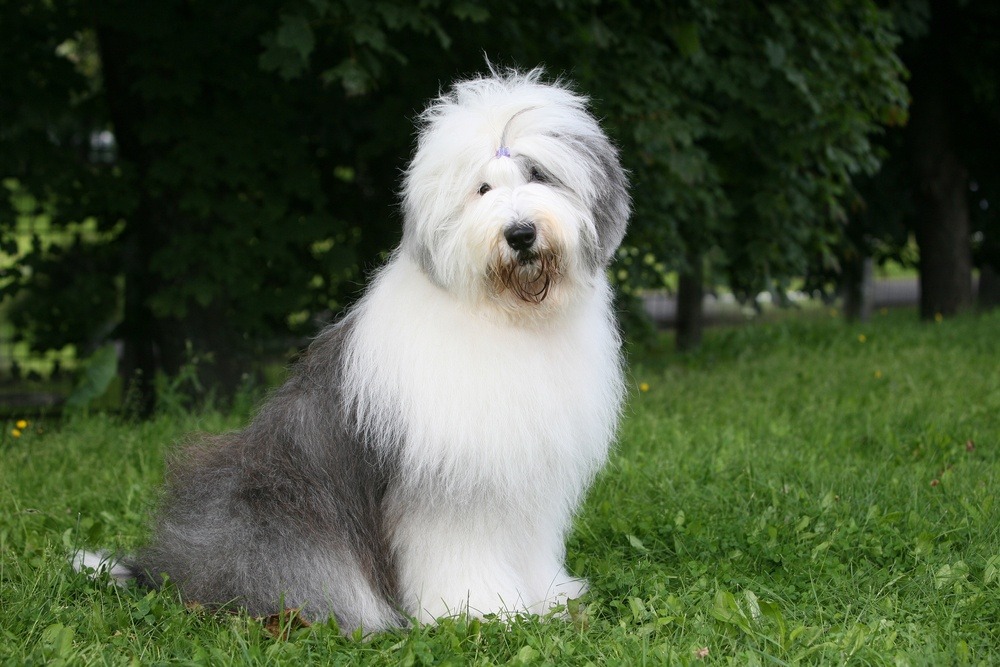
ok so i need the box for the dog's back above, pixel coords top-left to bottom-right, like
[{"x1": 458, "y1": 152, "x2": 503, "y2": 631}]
[{"x1": 123, "y1": 319, "x2": 405, "y2": 631}]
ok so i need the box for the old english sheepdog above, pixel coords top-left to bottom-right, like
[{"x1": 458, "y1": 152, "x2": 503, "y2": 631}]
[{"x1": 76, "y1": 67, "x2": 630, "y2": 633}]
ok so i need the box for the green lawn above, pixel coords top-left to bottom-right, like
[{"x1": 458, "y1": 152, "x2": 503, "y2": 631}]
[{"x1": 2, "y1": 308, "x2": 998, "y2": 665}]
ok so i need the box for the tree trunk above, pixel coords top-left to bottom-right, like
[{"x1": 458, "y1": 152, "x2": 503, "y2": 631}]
[
  {"x1": 96, "y1": 9, "x2": 253, "y2": 411},
  {"x1": 909, "y1": 0, "x2": 973, "y2": 320},
  {"x1": 978, "y1": 264, "x2": 1000, "y2": 310},
  {"x1": 95, "y1": 20, "x2": 161, "y2": 415},
  {"x1": 912, "y1": 149, "x2": 972, "y2": 319},
  {"x1": 675, "y1": 252, "x2": 704, "y2": 352},
  {"x1": 843, "y1": 255, "x2": 874, "y2": 323}
]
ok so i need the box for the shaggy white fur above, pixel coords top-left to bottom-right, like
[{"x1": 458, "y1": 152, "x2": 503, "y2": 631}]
[
  {"x1": 74, "y1": 67, "x2": 630, "y2": 633},
  {"x1": 344, "y1": 255, "x2": 623, "y2": 620},
  {"x1": 345, "y1": 68, "x2": 629, "y2": 620}
]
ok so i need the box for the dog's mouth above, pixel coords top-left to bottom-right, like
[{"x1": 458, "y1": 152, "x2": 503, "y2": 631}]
[
  {"x1": 488, "y1": 249, "x2": 561, "y2": 305},
  {"x1": 515, "y1": 249, "x2": 538, "y2": 265}
]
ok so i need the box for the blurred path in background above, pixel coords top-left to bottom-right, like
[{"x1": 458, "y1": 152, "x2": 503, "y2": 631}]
[{"x1": 642, "y1": 277, "x2": 921, "y2": 327}]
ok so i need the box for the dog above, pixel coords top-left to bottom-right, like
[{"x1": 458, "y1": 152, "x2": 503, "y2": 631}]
[{"x1": 75, "y1": 67, "x2": 630, "y2": 634}]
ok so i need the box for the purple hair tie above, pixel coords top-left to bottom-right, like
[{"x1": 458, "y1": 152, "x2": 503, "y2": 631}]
[{"x1": 495, "y1": 146, "x2": 511, "y2": 158}]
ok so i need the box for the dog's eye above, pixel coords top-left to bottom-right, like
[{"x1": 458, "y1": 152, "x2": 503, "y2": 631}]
[
  {"x1": 478, "y1": 183, "x2": 492, "y2": 196},
  {"x1": 529, "y1": 167, "x2": 548, "y2": 184}
]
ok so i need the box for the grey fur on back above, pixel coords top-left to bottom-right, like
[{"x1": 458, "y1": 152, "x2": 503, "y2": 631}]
[{"x1": 133, "y1": 315, "x2": 407, "y2": 632}]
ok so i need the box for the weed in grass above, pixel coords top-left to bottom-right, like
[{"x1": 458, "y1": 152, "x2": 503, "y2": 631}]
[{"x1": 1, "y1": 308, "x2": 998, "y2": 664}]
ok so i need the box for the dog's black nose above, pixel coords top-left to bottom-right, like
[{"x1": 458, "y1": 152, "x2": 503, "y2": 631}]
[{"x1": 504, "y1": 223, "x2": 537, "y2": 252}]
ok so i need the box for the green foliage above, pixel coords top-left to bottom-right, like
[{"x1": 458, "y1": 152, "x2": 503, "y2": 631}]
[
  {"x1": 563, "y1": 1, "x2": 908, "y2": 297},
  {"x1": 2, "y1": 309, "x2": 998, "y2": 663},
  {"x1": 851, "y1": 1, "x2": 1000, "y2": 279},
  {"x1": 259, "y1": 1, "x2": 479, "y2": 92},
  {"x1": 0, "y1": 0, "x2": 495, "y2": 390},
  {"x1": 1, "y1": 0, "x2": 910, "y2": 390}
]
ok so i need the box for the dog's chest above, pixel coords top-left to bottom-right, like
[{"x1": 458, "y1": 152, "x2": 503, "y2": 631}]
[
  {"x1": 405, "y1": 315, "x2": 616, "y2": 464},
  {"x1": 346, "y1": 266, "x2": 622, "y2": 486}
]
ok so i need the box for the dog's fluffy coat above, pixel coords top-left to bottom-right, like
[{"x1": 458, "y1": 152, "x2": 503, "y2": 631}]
[{"x1": 82, "y1": 68, "x2": 630, "y2": 633}]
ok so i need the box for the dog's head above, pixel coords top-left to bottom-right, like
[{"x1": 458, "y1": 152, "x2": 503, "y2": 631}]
[{"x1": 401, "y1": 68, "x2": 629, "y2": 316}]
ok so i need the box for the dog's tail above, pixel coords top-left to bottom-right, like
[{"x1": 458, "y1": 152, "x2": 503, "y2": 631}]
[{"x1": 71, "y1": 550, "x2": 137, "y2": 586}]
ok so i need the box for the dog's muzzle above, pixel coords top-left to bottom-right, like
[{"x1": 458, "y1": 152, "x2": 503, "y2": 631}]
[{"x1": 490, "y1": 221, "x2": 560, "y2": 305}]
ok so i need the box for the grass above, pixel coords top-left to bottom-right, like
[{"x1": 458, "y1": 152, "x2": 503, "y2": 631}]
[{"x1": 1, "y1": 308, "x2": 998, "y2": 665}]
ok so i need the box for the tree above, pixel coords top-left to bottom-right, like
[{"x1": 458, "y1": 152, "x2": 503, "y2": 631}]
[
  {"x1": 162, "y1": 0, "x2": 910, "y2": 354},
  {"x1": 1, "y1": 0, "x2": 483, "y2": 412},
  {"x1": 914, "y1": 0, "x2": 1000, "y2": 315},
  {"x1": 549, "y1": 1, "x2": 908, "y2": 349},
  {"x1": 825, "y1": 0, "x2": 1000, "y2": 320},
  {"x1": 906, "y1": 0, "x2": 974, "y2": 318},
  {"x1": 1, "y1": 0, "x2": 912, "y2": 412}
]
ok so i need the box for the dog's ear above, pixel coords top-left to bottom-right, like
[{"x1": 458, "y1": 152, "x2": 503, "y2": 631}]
[
  {"x1": 588, "y1": 136, "x2": 630, "y2": 266},
  {"x1": 560, "y1": 130, "x2": 629, "y2": 268}
]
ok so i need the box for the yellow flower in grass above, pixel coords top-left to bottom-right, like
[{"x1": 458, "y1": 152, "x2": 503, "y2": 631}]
[
  {"x1": 858, "y1": 334, "x2": 867, "y2": 343},
  {"x1": 874, "y1": 370, "x2": 883, "y2": 379},
  {"x1": 11, "y1": 429, "x2": 21, "y2": 438},
  {"x1": 16, "y1": 419, "x2": 28, "y2": 430},
  {"x1": 639, "y1": 382, "x2": 650, "y2": 393},
  {"x1": 934, "y1": 312, "x2": 943, "y2": 323}
]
